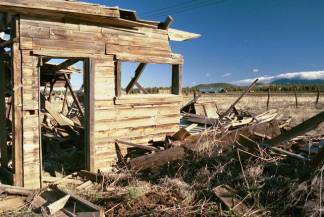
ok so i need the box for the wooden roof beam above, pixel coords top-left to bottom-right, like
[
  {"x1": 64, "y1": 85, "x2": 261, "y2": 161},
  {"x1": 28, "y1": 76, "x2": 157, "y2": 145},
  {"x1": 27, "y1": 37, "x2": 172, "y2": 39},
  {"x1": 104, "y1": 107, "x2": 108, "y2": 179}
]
[
  {"x1": 63, "y1": 73, "x2": 84, "y2": 117},
  {"x1": 126, "y1": 63, "x2": 147, "y2": 94},
  {"x1": 0, "y1": 1, "x2": 158, "y2": 29},
  {"x1": 134, "y1": 81, "x2": 148, "y2": 94},
  {"x1": 55, "y1": 59, "x2": 80, "y2": 71},
  {"x1": 0, "y1": 0, "x2": 120, "y2": 18},
  {"x1": 159, "y1": 16, "x2": 173, "y2": 30},
  {"x1": 168, "y1": 28, "x2": 201, "y2": 42}
]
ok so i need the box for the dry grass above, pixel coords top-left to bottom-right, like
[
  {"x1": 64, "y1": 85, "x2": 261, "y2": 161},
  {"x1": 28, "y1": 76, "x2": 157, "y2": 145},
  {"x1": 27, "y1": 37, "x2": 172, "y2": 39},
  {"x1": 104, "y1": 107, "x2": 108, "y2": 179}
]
[{"x1": 6, "y1": 92, "x2": 324, "y2": 217}]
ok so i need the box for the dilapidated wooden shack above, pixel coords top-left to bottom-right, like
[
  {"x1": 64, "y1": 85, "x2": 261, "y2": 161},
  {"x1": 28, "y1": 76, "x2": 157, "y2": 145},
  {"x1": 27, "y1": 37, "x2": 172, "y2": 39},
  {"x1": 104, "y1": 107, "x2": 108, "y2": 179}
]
[{"x1": 0, "y1": 0, "x2": 199, "y2": 188}]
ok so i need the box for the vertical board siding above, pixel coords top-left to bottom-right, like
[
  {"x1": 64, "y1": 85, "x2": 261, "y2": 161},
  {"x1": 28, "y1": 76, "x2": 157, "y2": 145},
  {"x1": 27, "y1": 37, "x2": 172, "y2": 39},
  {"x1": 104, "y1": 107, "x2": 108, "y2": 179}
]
[
  {"x1": 12, "y1": 17, "x2": 24, "y2": 187},
  {"x1": 21, "y1": 54, "x2": 40, "y2": 189},
  {"x1": 92, "y1": 55, "x2": 116, "y2": 171}
]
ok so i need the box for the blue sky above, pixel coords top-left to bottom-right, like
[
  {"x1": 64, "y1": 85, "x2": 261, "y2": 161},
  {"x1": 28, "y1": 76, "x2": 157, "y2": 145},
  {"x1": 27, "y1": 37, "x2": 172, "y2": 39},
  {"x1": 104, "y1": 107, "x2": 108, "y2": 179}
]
[{"x1": 74, "y1": 0, "x2": 324, "y2": 87}]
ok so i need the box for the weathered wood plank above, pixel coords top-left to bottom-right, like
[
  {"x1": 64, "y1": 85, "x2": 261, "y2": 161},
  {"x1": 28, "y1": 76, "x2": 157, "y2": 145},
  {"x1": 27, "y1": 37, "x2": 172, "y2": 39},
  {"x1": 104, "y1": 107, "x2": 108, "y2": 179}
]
[
  {"x1": 20, "y1": 24, "x2": 50, "y2": 39},
  {"x1": 87, "y1": 58, "x2": 95, "y2": 172},
  {"x1": 33, "y1": 38, "x2": 105, "y2": 54},
  {"x1": 114, "y1": 94, "x2": 182, "y2": 105},
  {"x1": 94, "y1": 123, "x2": 179, "y2": 140},
  {"x1": 116, "y1": 53, "x2": 183, "y2": 64},
  {"x1": 0, "y1": 53, "x2": 7, "y2": 168},
  {"x1": 115, "y1": 60, "x2": 121, "y2": 97},
  {"x1": 115, "y1": 140, "x2": 159, "y2": 151},
  {"x1": 171, "y1": 64, "x2": 182, "y2": 95},
  {"x1": 0, "y1": 0, "x2": 120, "y2": 18},
  {"x1": 46, "y1": 195, "x2": 70, "y2": 215},
  {"x1": 106, "y1": 44, "x2": 171, "y2": 57},
  {"x1": 94, "y1": 114, "x2": 180, "y2": 131},
  {"x1": 262, "y1": 110, "x2": 324, "y2": 148},
  {"x1": 130, "y1": 146, "x2": 185, "y2": 171},
  {"x1": 22, "y1": 114, "x2": 41, "y2": 189},
  {"x1": 12, "y1": 17, "x2": 23, "y2": 187},
  {"x1": 168, "y1": 28, "x2": 201, "y2": 41},
  {"x1": 95, "y1": 104, "x2": 179, "y2": 121}
]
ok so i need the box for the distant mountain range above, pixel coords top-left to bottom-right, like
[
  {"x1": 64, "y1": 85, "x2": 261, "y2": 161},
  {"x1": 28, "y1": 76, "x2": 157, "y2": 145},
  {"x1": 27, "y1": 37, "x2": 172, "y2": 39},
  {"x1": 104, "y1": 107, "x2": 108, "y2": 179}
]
[
  {"x1": 270, "y1": 78, "x2": 324, "y2": 85},
  {"x1": 194, "y1": 79, "x2": 324, "y2": 88}
]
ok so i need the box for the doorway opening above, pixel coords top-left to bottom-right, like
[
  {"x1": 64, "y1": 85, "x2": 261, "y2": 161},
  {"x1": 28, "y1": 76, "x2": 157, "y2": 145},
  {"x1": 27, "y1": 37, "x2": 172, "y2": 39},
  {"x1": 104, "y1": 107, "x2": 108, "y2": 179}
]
[{"x1": 39, "y1": 57, "x2": 90, "y2": 179}]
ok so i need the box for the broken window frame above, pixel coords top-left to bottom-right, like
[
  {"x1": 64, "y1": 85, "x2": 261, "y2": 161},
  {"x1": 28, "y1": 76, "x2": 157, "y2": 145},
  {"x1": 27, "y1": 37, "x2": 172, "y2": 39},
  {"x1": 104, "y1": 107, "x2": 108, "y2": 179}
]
[{"x1": 114, "y1": 60, "x2": 183, "y2": 97}]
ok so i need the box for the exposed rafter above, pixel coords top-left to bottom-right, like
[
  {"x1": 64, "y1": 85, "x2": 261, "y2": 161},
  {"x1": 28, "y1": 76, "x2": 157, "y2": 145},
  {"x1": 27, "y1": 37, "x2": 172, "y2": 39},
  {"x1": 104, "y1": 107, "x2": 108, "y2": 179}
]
[{"x1": 126, "y1": 63, "x2": 147, "y2": 94}]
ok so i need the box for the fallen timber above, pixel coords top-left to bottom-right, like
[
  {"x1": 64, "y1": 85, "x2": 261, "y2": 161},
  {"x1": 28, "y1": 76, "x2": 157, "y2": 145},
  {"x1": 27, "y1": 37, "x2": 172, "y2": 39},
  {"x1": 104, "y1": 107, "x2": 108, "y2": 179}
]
[
  {"x1": 220, "y1": 78, "x2": 259, "y2": 119},
  {"x1": 261, "y1": 110, "x2": 324, "y2": 148},
  {"x1": 127, "y1": 87, "x2": 324, "y2": 172}
]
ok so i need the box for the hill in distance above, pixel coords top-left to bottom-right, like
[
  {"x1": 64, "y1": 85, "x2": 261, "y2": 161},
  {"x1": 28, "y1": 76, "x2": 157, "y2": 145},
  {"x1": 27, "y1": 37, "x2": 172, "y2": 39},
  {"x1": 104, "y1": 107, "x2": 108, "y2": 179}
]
[
  {"x1": 271, "y1": 78, "x2": 324, "y2": 85},
  {"x1": 194, "y1": 82, "x2": 236, "y2": 89}
]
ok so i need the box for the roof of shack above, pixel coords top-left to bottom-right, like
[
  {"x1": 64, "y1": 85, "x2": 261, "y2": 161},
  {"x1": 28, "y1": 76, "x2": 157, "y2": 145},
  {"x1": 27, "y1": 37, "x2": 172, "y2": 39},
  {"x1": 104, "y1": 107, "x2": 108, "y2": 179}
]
[
  {"x1": 0, "y1": 0, "x2": 201, "y2": 41},
  {"x1": 0, "y1": 0, "x2": 159, "y2": 28}
]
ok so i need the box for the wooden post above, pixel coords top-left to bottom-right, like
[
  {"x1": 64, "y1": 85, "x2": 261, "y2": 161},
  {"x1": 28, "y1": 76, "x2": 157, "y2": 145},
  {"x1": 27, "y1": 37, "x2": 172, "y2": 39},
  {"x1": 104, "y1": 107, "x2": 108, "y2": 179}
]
[
  {"x1": 48, "y1": 80, "x2": 56, "y2": 102},
  {"x1": 12, "y1": 16, "x2": 23, "y2": 186},
  {"x1": 115, "y1": 60, "x2": 121, "y2": 97},
  {"x1": 266, "y1": 88, "x2": 270, "y2": 109},
  {"x1": 85, "y1": 58, "x2": 95, "y2": 172},
  {"x1": 171, "y1": 64, "x2": 182, "y2": 95},
  {"x1": 0, "y1": 54, "x2": 8, "y2": 168},
  {"x1": 37, "y1": 58, "x2": 42, "y2": 189},
  {"x1": 61, "y1": 84, "x2": 68, "y2": 114},
  {"x1": 316, "y1": 89, "x2": 320, "y2": 105},
  {"x1": 294, "y1": 88, "x2": 298, "y2": 108},
  {"x1": 159, "y1": 16, "x2": 173, "y2": 30}
]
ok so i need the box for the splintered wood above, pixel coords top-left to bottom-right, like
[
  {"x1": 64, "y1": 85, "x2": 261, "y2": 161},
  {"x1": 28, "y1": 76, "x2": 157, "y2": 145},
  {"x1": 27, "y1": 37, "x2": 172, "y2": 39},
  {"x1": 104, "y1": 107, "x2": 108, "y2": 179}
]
[
  {"x1": 213, "y1": 185, "x2": 254, "y2": 216},
  {"x1": 130, "y1": 146, "x2": 185, "y2": 171}
]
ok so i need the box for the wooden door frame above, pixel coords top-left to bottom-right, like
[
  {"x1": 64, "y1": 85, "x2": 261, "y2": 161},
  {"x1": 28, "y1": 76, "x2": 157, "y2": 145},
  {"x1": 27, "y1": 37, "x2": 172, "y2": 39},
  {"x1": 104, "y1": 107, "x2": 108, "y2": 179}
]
[{"x1": 36, "y1": 56, "x2": 94, "y2": 181}]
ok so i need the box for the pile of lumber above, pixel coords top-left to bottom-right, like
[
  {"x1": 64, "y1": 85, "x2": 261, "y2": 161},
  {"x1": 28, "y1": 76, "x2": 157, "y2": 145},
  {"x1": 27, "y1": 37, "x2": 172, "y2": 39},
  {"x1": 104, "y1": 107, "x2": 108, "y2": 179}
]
[
  {"x1": 118, "y1": 81, "x2": 324, "y2": 172},
  {"x1": 0, "y1": 183, "x2": 103, "y2": 216}
]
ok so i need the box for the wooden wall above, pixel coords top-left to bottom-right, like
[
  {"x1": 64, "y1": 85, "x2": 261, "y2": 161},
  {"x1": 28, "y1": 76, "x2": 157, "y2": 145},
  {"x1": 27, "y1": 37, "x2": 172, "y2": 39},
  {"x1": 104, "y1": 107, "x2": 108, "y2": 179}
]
[
  {"x1": 91, "y1": 56, "x2": 181, "y2": 171},
  {"x1": 19, "y1": 16, "x2": 172, "y2": 60},
  {"x1": 16, "y1": 15, "x2": 182, "y2": 182},
  {"x1": 21, "y1": 54, "x2": 41, "y2": 189}
]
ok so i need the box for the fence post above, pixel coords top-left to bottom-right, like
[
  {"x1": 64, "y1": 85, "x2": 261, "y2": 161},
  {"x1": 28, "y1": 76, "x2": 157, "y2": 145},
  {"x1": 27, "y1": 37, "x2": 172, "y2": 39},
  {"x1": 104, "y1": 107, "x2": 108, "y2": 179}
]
[
  {"x1": 316, "y1": 89, "x2": 320, "y2": 105},
  {"x1": 267, "y1": 88, "x2": 270, "y2": 109},
  {"x1": 294, "y1": 88, "x2": 298, "y2": 108}
]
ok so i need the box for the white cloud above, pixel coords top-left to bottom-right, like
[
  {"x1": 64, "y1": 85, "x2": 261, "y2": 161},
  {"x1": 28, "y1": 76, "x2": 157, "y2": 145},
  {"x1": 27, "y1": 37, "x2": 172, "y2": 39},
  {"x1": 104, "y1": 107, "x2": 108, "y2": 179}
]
[
  {"x1": 222, "y1": 73, "x2": 232, "y2": 77},
  {"x1": 234, "y1": 70, "x2": 324, "y2": 85},
  {"x1": 252, "y1": 68, "x2": 259, "y2": 73}
]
